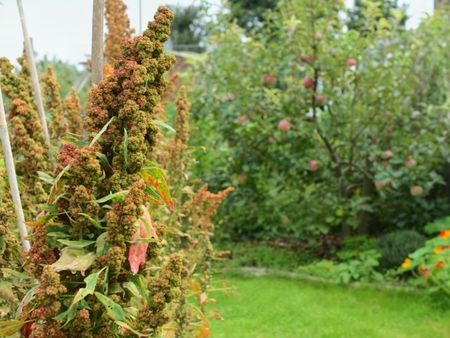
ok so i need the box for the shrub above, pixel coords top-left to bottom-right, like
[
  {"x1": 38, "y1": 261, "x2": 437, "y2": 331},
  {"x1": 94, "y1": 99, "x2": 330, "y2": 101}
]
[
  {"x1": 376, "y1": 230, "x2": 426, "y2": 270},
  {"x1": 335, "y1": 250, "x2": 383, "y2": 284}
]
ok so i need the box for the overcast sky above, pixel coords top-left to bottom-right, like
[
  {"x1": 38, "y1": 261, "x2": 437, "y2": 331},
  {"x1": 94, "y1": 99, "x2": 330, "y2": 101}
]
[{"x1": 0, "y1": 0, "x2": 435, "y2": 66}]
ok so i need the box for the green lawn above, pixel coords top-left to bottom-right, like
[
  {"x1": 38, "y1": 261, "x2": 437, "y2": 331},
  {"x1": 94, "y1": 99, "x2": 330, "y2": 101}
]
[{"x1": 210, "y1": 274, "x2": 450, "y2": 338}]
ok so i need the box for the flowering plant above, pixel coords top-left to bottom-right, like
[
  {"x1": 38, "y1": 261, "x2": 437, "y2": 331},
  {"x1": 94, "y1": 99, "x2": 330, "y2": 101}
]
[{"x1": 401, "y1": 217, "x2": 450, "y2": 296}]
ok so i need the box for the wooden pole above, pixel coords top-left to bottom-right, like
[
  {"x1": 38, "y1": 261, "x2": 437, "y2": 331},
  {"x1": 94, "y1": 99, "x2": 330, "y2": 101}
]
[
  {"x1": 91, "y1": 0, "x2": 105, "y2": 85},
  {"x1": 16, "y1": 0, "x2": 51, "y2": 146},
  {"x1": 0, "y1": 86, "x2": 30, "y2": 252},
  {"x1": 139, "y1": 0, "x2": 142, "y2": 34}
]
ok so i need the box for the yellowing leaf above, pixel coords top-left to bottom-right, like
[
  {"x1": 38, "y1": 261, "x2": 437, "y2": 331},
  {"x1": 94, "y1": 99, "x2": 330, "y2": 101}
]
[
  {"x1": 52, "y1": 248, "x2": 96, "y2": 273},
  {"x1": 0, "y1": 320, "x2": 28, "y2": 336}
]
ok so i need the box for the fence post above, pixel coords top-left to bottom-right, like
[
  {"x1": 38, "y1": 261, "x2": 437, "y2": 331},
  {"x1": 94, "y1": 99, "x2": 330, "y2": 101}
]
[
  {"x1": 16, "y1": 0, "x2": 51, "y2": 146},
  {"x1": 92, "y1": 0, "x2": 105, "y2": 85},
  {"x1": 0, "y1": 86, "x2": 30, "y2": 252}
]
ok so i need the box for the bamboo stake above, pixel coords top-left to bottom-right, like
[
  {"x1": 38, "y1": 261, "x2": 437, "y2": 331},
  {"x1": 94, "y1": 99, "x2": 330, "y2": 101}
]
[
  {"x1": 16, "y1": 0, "x2": 51, "y2": 146},
  {"x1": 0, "y1": 86, "x2": 30, "y2": 252},
  {"x1": 91, "y1": 0, "x2": 105, "y2": 85}
]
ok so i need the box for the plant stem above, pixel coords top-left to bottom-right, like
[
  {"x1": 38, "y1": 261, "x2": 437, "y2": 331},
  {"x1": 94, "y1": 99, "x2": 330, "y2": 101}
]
[
  {"x1": 16, "y1": 0, "x2": 51, "y2": 146},
  {"x1": 0, "y1": 86, "x2": 30, "y2": 251}
]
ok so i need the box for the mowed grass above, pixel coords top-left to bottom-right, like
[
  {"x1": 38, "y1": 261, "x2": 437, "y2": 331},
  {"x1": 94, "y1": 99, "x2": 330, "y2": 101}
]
[{"x1": 210, "y1": 274, "x2": 450, "y2": 338}]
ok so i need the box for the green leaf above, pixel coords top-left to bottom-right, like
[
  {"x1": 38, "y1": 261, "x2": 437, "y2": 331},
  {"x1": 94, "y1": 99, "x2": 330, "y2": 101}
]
[
  {"x1": 79, "y1": 213, "x2": 106, "y2": 229},
  {"x1": 90, "y1": 116, "x2": 115, "y2": 147},
  {"x1": 0, "y1": 320, "x2": 28, "y2": 336},
  {"x1": 95, "y1": 292, "x2": 126, "y2": 321},
  {"x1": 153, "y1": 119, "x2": 175, "y2": 133},
  {"x1": 73, "y1": 268, "x2": 107, "y2": 305},
  {"x1": 58, "y1": 239, "x2": 96, "y2": 249},
  {"x1": 96, "y1": 232, "x2": 109, "y2": 257},
  {"x1": 15, "y1": 285, "x2": 38, "y2": 319},
  {"x1": 96, "y1": 152, "x2": 113, "y2": 171},
  {"x1": 56, "y1": 268, "x2": 107, "y2": 326},
  {"x1": 116, "y1": 321, "x2": 149, "y2": 337},
  {"x1": 96, "y1": 191, "x2": 129, "y2": 204},
  {"x1": 52, "y1": 248, "x2": 96, "y2": 273},
  {"x1": 37, "y1": 171, "x2": 55, "y2": 185},
  {"x1": 1, "y1": 268, "x2": 35, "y2": 281}
]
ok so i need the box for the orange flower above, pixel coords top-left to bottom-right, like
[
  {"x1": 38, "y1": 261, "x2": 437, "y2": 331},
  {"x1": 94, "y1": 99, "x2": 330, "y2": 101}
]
[
  {"x1": 440, "y1": 229, "x2": 450, "y2": 240},
  {"x1": 435, "y1": 261, "x2": 445, "y2": 269},
  {"x1": 434, "y1": 246, "x2": 443, "y2": 254},
  {"x1": 401, "y1": 258, "x2": 411, "y2": 269}
]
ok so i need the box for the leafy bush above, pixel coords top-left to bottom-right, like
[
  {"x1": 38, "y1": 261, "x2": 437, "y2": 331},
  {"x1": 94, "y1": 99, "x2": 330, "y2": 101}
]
[
  {"x1": 297, "y1": 249, "x2": 383, "y2": 284},
  {"x1": 335, "y1": 250, "x2": 383, "y2": 284},
  {"x1": 376, "y1": 230, "x2": 426, "y2": 270}
]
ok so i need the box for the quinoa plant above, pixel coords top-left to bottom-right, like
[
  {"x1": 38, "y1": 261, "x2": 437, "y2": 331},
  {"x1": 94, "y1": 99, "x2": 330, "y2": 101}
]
[
  {"x1": 42, "y1": 65, "x2": 68, "y2": 143},
  {"x1": 105, "y1": 0, "x2": 134, "y2": 63},
  {"x1": 153, "y1": 87, "x2": 234, "y2": 337},
  {"x1": 0, "y1": 7, "x2": 190, "y2": 337},
  {"x1": 64, "y1": 88, "x2": 83, "y2": 136},
  {"x1": 0, "y1": 56, "x2": 50, "y2": 219}
]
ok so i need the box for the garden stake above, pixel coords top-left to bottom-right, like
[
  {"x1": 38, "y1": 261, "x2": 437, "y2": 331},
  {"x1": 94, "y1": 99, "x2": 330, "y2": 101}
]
[
  {"x1": 0, "y1": 86, "x2": 30, "y2": 251},
  {"x1": 91, "y1": 0, "x2": 105, "y2": 85},
  {"x1": 16, "y1": 0, "x2": 51, "y2": 146}
]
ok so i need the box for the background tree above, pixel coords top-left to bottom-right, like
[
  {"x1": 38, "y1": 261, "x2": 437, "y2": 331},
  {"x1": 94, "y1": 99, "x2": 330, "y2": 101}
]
[
  {"x1": 229, "y1": 0, "x2": 279, "y2": 30},
  {"x1": 347, "y1": 0, "x2": 407, "y2": 31},
  {"x1": 168, "y1": 4, "x2": 206, "y2": 52}
]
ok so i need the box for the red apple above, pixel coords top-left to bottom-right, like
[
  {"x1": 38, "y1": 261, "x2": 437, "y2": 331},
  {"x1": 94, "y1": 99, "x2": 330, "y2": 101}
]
[
  {"x1": 382, "y1": 150, "x2": 393, "y2": 160},
  {"x1": 236, "y1": 115, "x2": 249, "y2": 125},
  {"x1": 410, "y1": 185, "x2": 424, "y2": 197},
  {"x1": 315, "y1": 94, "x2": 326, "y2": 105},
  {"x1": 278, "y1": 119, "x2": 291, "y2": 131},
  {"x1": 346, "y1": 58, "x2": 357, "y2": 67},
  {"x1": 405, "y1": 156, "x2": 417, "y2": 168},
  {"x1": 237, "y1": 173, "x2": 247, "y2": 184},
  {"x1": 300, "y1": 54, "x2": 314, "y2": 63},
  {"x1": 262, "y1": 73, "x2": 277, "y2": 85},
  {"x1": 308, "y1": 160, "x2": 319, "y2": 171},
  {"x1": 303, "y1": 76, "x2": 315, "y2": 89},
  {"x1": 315, "y1": 31, "x2": 323, "y2": 40},
  {"x1": 375, "y1": 181, "x2": 384, "y2": 190}
]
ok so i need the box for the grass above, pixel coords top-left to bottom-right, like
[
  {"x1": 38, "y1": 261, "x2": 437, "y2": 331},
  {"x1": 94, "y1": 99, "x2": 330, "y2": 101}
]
[{"x1": 209, "y1": 274, "x2": 450, "y2": 338}]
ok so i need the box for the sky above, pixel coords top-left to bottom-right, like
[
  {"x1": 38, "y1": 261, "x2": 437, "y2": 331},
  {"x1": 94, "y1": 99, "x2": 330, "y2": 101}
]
[{"x1": 0, "y1": 0, "x2": 435, "y2": 67}]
